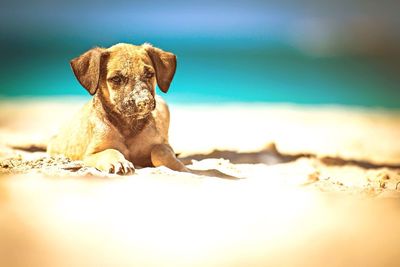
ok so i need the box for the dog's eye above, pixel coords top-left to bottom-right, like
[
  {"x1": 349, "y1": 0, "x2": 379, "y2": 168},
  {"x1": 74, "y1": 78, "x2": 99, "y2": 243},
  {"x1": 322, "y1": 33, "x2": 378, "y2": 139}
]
[
  {"x1": 145, "y1": 72, "x2": 154, "y2": 79},
  {"x1": 110, "y1": 76, "x2": 123, "y2": 84}
]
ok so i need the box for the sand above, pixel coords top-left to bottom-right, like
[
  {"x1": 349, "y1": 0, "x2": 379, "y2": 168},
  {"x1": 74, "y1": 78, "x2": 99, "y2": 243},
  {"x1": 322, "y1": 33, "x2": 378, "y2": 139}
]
[{"x1": 1, "y1": 98, "x2": 400, "y2": 266}]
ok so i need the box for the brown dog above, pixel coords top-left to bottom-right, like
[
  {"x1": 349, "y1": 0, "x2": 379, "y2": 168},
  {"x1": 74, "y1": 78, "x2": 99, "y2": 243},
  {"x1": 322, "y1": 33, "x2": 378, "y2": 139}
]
[{"x1": 47, "y1": 43, "x2": 189, "y2": 175}]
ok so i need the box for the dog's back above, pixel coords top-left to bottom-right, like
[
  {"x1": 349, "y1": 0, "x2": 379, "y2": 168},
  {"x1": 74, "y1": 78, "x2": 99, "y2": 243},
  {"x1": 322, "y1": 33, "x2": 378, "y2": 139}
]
[{"x1": 47, "y1": 100, "x2": 94, "y2": 160}]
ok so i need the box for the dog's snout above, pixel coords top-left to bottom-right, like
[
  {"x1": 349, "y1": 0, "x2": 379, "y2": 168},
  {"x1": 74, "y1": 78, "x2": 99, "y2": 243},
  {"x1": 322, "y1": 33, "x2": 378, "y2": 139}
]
[
  {"x1": 136, "y1": 97, "x2": 150, "y2": 105},
  {"x1": 134, "y1": 89, "x2": 154, "y2": 112},
  {"x1": 122, "y1": 88, "x2": 155, "y2": 115},
  {"x1": 135, "y1": 97, "x2": 150, "y2": 111}
]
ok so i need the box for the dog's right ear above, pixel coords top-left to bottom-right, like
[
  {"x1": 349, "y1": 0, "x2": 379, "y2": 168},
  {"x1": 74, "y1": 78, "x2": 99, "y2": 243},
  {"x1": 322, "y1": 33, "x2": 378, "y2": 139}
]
[
  {"x1": 144, "y1": 44, "x2": 177, "y2": 93},
  {"x1": 70, "y1": 47, "x2": 106, "y2": 95}
]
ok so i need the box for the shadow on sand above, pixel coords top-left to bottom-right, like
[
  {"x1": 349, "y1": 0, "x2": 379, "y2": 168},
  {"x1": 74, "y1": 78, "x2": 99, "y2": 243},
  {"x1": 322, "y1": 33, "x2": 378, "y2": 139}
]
[
  {"x1": 179, "y1": 143, "x2": 400, "y2": 170},
  {"x1": 12, "y1": 143, "x2": 400, "y2": 170}
]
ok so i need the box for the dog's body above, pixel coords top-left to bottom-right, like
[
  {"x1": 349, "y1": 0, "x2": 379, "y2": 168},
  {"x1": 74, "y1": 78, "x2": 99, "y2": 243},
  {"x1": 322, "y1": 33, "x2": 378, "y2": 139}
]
[
  {"x1": 48, "y1": 94, "x2": 172, "y2": 171},
  {"x1": 47, "y1": 43, "x2": 187, "y2": 174}
]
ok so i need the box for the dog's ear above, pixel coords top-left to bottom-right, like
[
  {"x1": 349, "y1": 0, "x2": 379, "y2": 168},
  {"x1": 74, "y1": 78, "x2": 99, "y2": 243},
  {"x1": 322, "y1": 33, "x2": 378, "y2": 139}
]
[
  {"x1": 145, "y1": 44, "x2": 177, "y2": 93},
  {"x1": 70, "y1": 47, "x2": 106, "y2": 95}
]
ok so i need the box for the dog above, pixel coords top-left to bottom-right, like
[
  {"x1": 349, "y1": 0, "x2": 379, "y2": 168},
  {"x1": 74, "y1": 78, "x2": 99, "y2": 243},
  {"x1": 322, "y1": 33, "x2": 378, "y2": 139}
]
[
  {"x1": 47, "y1": 42, "x2": 236, "y2": 179},
  {"x1": 47, "y1": 43, "x2": 190, "y2": 175}
]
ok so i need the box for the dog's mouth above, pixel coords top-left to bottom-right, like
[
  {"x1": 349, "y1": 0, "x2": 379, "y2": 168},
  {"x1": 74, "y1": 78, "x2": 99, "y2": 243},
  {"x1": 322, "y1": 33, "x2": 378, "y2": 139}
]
[{"x1": 119, "y1": 97, "x2": 156, "y2": 119}]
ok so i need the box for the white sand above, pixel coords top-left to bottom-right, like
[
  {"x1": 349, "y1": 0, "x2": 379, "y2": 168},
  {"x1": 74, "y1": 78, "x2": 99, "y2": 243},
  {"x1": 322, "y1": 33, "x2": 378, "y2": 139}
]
[{"x1": 1, "y1": 98, "x2": 400, "y2": 267}]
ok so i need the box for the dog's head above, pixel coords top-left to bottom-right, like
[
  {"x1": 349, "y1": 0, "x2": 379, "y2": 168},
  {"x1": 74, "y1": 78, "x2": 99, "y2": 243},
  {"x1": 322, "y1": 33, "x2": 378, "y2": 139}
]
[{"x1": 70, "y1": 43, "x2": 176, "y2": 119}]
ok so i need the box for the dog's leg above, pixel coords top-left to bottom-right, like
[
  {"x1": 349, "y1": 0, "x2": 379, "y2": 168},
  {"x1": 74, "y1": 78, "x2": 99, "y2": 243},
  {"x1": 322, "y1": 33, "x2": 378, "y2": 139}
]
[
  {"x1": 151, "y1": 144, "x2": 188, "y2": 172},
  {"x1": 84, "y1": 149, "x2": 135, "y2": 175},
  {"x1": 151, "y1": 144, "x2": 240, "y2": 179}
]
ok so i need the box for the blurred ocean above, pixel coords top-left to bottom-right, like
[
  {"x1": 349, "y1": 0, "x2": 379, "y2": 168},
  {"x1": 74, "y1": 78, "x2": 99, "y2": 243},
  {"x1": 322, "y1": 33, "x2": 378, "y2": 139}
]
[{"x1": 1, "y1": 0, "x2": 399, "y2": 108}]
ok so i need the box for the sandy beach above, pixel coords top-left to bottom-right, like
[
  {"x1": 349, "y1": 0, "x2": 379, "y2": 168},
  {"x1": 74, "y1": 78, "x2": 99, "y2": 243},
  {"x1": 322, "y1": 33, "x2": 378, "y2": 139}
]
[{"x1": 1, "y1": 98, "x2": 400, "y2": 266}]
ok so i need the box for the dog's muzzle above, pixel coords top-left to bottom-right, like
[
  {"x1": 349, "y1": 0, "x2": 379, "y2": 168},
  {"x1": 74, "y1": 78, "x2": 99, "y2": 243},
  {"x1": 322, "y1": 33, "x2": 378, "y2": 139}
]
[
  {"x1": 122, "y1": 89, "x2": 155, "y2": 116},
  {"x1": 135, "y1": 96, "x2": 151, "y2": 113}
]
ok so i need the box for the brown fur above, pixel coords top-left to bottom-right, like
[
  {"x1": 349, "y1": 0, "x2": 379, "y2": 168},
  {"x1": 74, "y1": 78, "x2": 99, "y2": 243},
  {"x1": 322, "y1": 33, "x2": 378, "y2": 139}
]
[{"x1": 47, "y1": 43, "x2": 186, "y2": 175}]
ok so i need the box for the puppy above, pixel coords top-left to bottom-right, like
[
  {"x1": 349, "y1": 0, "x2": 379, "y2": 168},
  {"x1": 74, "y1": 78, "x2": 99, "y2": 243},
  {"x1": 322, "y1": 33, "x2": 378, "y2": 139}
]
[{"x1": 47, "y1": 43, "x2": 188, "y2": 175}]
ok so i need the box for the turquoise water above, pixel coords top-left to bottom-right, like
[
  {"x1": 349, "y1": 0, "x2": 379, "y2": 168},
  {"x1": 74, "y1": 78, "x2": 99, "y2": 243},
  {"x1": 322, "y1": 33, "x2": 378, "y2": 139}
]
[
  {"x1": 1, "y1": 0, "x2": 399, "y2": 108},
  {"x1": 1, "y1": 46, "x2": 399, "y2": 108}
]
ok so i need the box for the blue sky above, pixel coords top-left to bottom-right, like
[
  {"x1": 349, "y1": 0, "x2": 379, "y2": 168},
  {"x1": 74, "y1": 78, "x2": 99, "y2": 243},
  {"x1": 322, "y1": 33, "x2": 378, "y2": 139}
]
[
  {"x1": 1, "y1": 0, "x2": 399, "y2": 49},
  {"x1": 1, "y1": 0, "x2": 399, "y2": 107}
]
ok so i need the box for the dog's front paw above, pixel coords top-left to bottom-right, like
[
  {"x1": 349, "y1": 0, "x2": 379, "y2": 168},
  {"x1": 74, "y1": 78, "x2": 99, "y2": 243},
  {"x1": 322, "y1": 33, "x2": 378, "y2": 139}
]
[
  {"x1": 84, "y1": 149, "x2": 135, "y2": 175},
  {"x1": 96, "y1": 159, "x2": 135, "y2": 175}
]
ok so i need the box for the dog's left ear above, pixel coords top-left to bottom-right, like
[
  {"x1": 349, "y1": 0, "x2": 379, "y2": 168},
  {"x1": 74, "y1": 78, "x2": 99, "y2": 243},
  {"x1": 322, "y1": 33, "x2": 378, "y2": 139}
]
[
  {"x1": 70, "y1": 47, "x2": 106, "y2": 95},
  {"x1": 145, "y1": 44, "x2": 177, "y2": 93}
]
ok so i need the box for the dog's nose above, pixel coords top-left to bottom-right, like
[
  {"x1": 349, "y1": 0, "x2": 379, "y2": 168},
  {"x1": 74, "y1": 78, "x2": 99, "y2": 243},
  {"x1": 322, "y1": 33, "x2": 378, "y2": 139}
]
[{"x1": 135, "y1": 97, "x2": 150, "y2": 111}]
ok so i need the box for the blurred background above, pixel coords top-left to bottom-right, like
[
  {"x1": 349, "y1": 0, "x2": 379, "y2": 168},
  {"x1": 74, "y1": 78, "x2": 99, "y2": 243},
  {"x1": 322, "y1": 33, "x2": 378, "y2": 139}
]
[{"x1": 0, "y1": 0, "x2": 399, "y2": 107}]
